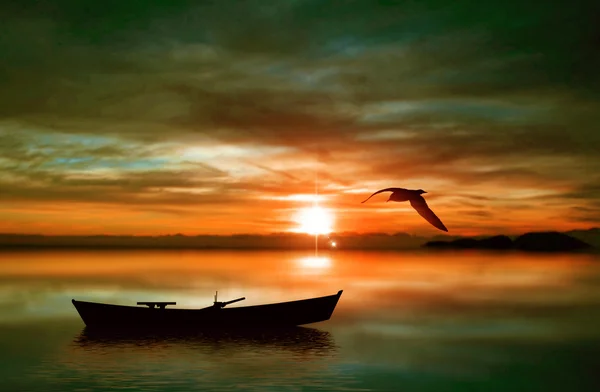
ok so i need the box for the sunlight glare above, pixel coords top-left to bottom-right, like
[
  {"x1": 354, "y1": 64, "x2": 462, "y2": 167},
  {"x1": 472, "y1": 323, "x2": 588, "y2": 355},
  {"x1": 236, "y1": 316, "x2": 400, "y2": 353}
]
[
  {"x1": 298, "y1": 256, "x2": 331, "y2": 269},
  {"x1": 295, "y1": 206, "x2": 334, "y2": 235}
]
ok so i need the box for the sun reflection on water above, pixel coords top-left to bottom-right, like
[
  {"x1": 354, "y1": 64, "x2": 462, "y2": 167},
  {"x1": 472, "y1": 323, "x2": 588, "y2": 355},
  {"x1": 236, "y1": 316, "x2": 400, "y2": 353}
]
[{"x1": 297, "y1": 256, "x2": 332, "y2": 270}]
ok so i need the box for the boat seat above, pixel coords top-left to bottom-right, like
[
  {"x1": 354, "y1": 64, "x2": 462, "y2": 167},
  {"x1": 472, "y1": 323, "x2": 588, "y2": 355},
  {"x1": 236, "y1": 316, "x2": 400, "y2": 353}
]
[{"x1": 137, "y1": 302, "x2": 176, "y2": 309}]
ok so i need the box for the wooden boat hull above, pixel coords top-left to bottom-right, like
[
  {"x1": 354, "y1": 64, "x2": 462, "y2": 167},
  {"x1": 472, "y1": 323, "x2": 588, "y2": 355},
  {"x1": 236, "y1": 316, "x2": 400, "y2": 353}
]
[{"x1": 72, "y1": 290, "x2": 343, "y2": 329}]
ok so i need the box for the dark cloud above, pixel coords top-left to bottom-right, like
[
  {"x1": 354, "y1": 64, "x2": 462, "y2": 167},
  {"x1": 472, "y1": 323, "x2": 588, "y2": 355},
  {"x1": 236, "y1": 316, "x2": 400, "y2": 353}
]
[
  {"x1": 560, "y1": 182, "x2": 600, "y2": 201},
  {"x1": 459, "y1": 210, "x2": 493, "y2": 218},
  {"x1": 1, "y1": 0, "x2": 599, "y2": 233}
]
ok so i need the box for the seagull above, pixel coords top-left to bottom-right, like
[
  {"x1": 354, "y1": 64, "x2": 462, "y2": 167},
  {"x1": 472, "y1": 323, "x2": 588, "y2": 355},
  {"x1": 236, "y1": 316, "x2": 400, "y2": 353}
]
[{"x1": 361, "y1": 187, "x2": 448, "y2": 232}]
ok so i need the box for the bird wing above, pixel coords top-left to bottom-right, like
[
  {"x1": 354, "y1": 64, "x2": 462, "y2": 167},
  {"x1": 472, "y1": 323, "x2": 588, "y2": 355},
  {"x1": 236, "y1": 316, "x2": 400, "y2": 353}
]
[
  {"x1": 410, "y1": 196, "x2": 448, "y2": 232},
  {"x1": 361, "y1": 188, "x2": 405, "y2": 204}
]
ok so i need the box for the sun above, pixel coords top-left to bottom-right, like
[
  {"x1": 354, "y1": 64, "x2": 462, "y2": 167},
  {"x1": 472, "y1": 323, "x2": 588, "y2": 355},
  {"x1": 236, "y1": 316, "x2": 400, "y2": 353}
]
[{"x1": 295, "y1": 206, "x2": 334, "y2": 235}]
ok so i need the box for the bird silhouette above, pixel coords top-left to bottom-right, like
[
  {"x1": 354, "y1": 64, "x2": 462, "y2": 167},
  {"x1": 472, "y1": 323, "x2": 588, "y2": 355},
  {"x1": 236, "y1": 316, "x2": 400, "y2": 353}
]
[{"x1": 361, "y1": 188, "x2": 448, "y2": 232}]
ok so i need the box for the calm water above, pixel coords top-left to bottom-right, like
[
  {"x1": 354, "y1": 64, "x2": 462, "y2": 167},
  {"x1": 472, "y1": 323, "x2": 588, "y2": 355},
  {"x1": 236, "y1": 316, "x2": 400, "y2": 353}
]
[{"x1": 1, "y1": 249, "x2": 599, "y2": 391}]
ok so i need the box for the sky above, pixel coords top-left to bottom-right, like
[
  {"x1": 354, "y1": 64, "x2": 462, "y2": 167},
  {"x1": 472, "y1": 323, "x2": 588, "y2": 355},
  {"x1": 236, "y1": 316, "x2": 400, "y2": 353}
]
[{"x1": 1, "y1": 0, "x2": 599, "y2": 236}]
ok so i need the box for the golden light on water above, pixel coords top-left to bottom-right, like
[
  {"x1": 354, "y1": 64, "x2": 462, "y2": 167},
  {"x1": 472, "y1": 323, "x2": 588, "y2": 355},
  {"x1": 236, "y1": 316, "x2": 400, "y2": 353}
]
[{"x1": 298, "y1": 256, "x2": 332, "y2": 269}]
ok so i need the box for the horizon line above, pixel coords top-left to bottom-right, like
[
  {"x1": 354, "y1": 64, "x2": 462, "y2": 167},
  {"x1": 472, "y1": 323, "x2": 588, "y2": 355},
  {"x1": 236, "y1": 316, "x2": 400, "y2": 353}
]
[{"x1": 1, "y1": 227, "x2": 598, "y2": 239}]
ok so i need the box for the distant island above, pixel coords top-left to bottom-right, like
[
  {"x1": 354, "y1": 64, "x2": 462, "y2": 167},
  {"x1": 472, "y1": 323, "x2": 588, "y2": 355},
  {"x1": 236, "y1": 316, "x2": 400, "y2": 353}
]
[
  {"x1": 0, "y1": 232, "x2": 427, "y2": 250},
  {"x1": 0, "y1": 228, "x2": 598, "y2": 251},
  {"x1": 423, "y1": 231, "x2": 594, "y2": 252}
]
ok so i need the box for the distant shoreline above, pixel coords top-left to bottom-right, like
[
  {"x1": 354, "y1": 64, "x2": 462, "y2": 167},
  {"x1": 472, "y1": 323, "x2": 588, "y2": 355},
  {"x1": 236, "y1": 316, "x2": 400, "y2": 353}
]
[
  {"x1": 422, "y1": 232, "x2": 596, "y2": 253},
  {"x1": 0, "y1": 228, "x2": 597, "y2": 252}
]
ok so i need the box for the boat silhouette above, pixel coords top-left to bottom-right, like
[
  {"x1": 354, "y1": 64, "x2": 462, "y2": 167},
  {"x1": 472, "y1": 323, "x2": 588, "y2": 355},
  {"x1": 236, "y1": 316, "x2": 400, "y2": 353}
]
[{"x1": 72, "y1": 290, "x2": 343, "y2": 329}]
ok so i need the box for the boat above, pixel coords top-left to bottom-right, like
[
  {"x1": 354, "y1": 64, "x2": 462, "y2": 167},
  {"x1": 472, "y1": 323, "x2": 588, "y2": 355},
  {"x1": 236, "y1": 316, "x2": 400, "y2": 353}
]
[{"x1": 72, "y1": 290, "x2": 343, "y2": 329}]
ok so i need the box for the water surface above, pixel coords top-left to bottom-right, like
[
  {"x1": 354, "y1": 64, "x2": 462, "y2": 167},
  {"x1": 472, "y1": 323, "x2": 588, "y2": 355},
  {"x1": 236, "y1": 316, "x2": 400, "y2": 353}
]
[{"x1": 1, "y1": 250, "x2": 599, "y2": 391}]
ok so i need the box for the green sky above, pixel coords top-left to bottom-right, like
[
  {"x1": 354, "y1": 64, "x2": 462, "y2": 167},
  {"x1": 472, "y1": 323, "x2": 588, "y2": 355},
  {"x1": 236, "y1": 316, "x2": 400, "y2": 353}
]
[{"x1": 1, "y1": 0, "x2": 599, "y2": 235}]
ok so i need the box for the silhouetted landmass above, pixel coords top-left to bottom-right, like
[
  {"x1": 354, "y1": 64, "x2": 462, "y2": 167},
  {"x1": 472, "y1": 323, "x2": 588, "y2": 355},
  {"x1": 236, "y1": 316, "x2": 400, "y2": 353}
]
[
  {"x1": 1, "y1": 228, "x2": 598, "y2": 251},
  {"x1": 565, "y1": 228, "x2": 600, "y2": 248},
  {"x1": 425, "y1": 235, "x2": 513, "y2": 250},
  {"x1": 424, "y1": 232, "x2": 593, "y2": 252},
  {"x1": 513, "y1": 232, "x2": 592, "y2": 252},
  {"x1": 0, "y1": 232, "x2": 430, "y2": 250}
]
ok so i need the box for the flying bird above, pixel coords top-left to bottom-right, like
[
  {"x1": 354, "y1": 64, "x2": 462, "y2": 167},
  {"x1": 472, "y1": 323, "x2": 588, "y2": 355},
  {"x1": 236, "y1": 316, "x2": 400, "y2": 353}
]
[{"x1": 361, "y1": 188, "x2": 448, "y2": 232}]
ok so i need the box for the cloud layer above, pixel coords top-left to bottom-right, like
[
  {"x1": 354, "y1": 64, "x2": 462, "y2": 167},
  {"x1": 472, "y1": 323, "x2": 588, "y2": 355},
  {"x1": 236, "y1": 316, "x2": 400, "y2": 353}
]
[{"x1": 1, "y1": 0, "x2": 599, "y2": 235}]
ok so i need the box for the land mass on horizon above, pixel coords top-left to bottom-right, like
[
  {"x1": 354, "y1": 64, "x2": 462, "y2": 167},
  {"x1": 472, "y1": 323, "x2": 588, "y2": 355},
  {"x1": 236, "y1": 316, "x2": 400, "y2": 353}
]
[
  {"x1": 0, "y1": 228, "x2": 598, "y2": 252},
  {"x1": 423, "y1": 231, "x2": 595, "y2": 252}
]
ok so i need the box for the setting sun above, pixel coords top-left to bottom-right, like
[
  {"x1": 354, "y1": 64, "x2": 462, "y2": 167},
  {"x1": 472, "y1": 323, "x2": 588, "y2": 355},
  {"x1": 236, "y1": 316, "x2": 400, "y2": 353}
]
[{"x1": 295, "y1": 206, "x2": 334, "y2": 235}]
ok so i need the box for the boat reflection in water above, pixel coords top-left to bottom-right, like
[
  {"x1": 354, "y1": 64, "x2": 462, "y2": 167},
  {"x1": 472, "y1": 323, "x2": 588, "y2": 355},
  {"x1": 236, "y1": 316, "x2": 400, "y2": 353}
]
[{"x1": 74, "y1": 326, "x2": 337, "y2": 358}]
